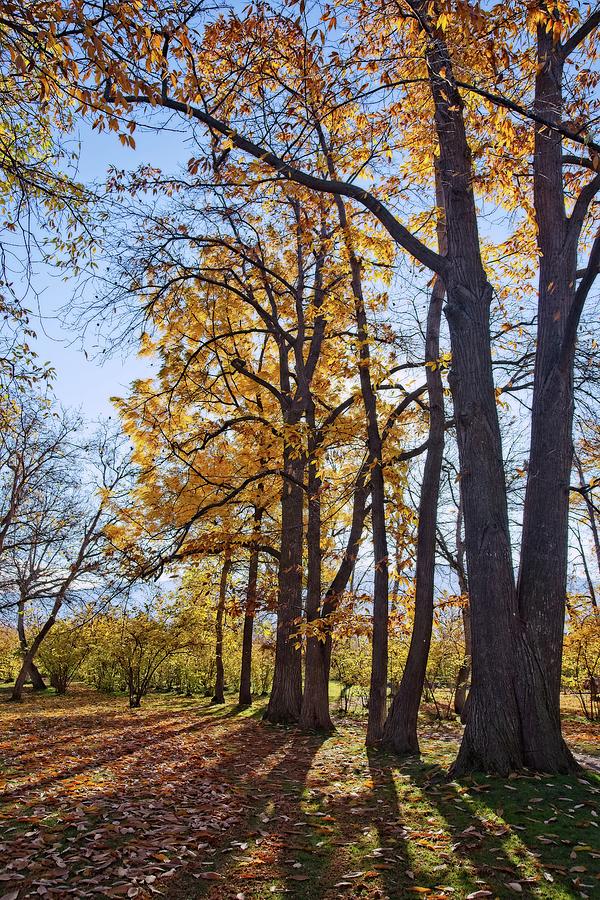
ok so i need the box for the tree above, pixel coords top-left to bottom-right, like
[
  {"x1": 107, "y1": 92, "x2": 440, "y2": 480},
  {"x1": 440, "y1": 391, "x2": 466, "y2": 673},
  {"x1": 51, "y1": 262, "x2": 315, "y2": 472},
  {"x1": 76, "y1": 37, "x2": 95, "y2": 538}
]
[
  {"x1": 94, "y1": 0, "x2": 600, "y2": 773},
  {"x1": 212, "y1": 548, "x2": 232, "y2": 704},
  {"x1": 381, "y1": 167, "x2": 446, "y2": 754},
  {"x1": 563, "y1": 606, "x2": 600, "y2": 721},
  {"x1": 19, "y1": 0, "x2": 595, "y2": 770},
  {"x1": 109, "y1": 597, "x2": 197, "y2": 708},
  {"x1": 37, "y1": 618, "x2": 91, "y2": 694},
  {"x1": 0, "y1": 403, "x2": 131, "y2": 701}
]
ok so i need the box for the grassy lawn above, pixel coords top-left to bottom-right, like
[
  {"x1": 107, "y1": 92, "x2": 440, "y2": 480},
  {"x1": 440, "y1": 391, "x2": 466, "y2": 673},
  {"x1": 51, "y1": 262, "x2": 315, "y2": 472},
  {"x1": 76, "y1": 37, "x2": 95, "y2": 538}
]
[{"x1": 0, "y1": 686, "x2": 598, "y2": 899}]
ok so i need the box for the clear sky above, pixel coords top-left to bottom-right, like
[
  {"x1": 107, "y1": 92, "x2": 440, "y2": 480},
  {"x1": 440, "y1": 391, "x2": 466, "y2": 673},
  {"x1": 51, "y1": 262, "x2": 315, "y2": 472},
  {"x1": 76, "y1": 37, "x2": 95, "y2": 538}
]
[{"x1": 26, "y1": 116, "x2": 190, "y2": 420}]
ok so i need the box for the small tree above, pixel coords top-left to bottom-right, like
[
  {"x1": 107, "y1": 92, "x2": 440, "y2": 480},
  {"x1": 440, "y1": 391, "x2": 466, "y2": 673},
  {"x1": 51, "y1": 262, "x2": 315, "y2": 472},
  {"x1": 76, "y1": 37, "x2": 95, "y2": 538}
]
[
  {"x1": 564, "y1": 608, "x2": 600, "y2": 721},
  {"x1": 0, "y1": 625, "x2": 19, "y2": 683},
  {"x1": 37, "y1": 619, "x2": 91, "y2": 694},
  {"x1": 112, "y1": 599, "x2": 197, "y2": 708}
]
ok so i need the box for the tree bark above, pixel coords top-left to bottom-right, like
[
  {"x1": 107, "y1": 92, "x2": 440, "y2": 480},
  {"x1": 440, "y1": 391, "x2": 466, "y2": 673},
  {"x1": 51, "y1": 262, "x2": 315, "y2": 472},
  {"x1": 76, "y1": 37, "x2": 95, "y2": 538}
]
[
  {"x1": 12, "y1": 600, "x2": 60, "y2": 701},
  {"x1": 454, "y1": 604, "x2": 471, "y2": 720},
  {"x1": 15, "y1": 598, "x2": 47, "y2": 692},
  {"x1": 11, "y1": 653, "x2": 34, "y2": 702},
  {"x1": 329, "y1": 191, "x2": 388, "y2": 745},
  {"x1": 381, "y1": 195, "x2": 445, "y2": 754},
  {"x1": 212, "y1": 549, "x2": 231, "y2": 704},
  {"x1": 239, "y1": 507, "x2": 263, "y2": 706},
  {"x1": 30, "y1": 662, "x2": 47, "y2": 691},
  {"x1": 264, "y1": 445, "x2": 305, "y2": 723},
  {"x1": 300, "y1": 404, "x2": 333, "y2": 731},
  {"x1": 417, "y1": 8, "x2": 525, "y2": 774},
  {"x1": 300, "y1": 454, "x2": 371, "y2": 728},
  {"x1": 453, "y1": 496, "x2": 471, "y2": 720},
  {"x1": 515, "y1": 29, "x2": 580, "y2": 772}
]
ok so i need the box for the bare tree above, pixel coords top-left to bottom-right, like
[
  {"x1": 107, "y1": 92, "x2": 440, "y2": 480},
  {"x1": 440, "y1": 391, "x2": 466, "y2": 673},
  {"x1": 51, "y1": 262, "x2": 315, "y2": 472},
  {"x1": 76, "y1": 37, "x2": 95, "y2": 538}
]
[{"x1": 0, "y1": 396, "x2": 132, "y2": 701}]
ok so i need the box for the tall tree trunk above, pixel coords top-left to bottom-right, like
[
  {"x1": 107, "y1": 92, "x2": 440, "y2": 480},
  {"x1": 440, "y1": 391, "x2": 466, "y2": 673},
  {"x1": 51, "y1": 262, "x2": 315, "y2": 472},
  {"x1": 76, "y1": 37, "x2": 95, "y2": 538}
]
[
  {"x1": 212, "y1": 549, "x2": 232, "y2": 704},
  {"x1": 417, "y1": 8, "x2": 525, "y2": 774},
  {"x1": 264, "y1": 445, "x2": 305, "y2": 723},
  {"x1": 11, "y1": 651, "x2": 35, "y2": 702},
  {"x1": 327, "y1": 187, "x2": 388, "y2": 745},
  {"x1": 515, "y1": 29, "x2": 579, "y2": 772},
  {"x1": 300, "y1": 405, "x2": 333, "y2": 731},
  {"x1": 239, "y1": 507, "x2": 263, "y2": 706},
  {"x1": 301, "y1": 458, "x2": 370, "y2": 729},
  {"x1": 382, "y1": 199, "x2": 445, "y2": 754}
]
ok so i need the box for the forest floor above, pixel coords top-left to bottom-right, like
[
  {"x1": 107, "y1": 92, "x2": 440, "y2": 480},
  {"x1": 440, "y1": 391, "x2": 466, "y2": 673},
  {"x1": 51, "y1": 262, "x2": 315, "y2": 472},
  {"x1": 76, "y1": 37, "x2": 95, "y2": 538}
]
[{"x1": 0, "y1": 687, "x2": 598, "y2": 900}]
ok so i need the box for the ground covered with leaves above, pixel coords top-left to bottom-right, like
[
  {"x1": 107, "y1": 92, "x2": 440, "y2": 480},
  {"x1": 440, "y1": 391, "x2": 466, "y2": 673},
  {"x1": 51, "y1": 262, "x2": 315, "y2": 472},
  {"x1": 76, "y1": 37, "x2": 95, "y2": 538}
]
[{"x1": 0, "y1": 688, "x2": 598, "y2": 900}]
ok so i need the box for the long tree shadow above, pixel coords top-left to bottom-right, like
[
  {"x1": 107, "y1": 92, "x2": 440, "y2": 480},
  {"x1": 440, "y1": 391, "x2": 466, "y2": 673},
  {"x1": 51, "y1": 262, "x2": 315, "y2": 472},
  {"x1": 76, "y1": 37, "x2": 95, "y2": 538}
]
[
  {"x1": 420, "y1": 766, "x2": 600, "y2": 897},
  {"x1": 363, "y1": 746, "x2": 566, "y2": 898},
  {"x1": 0, "y1": 703, "x2": 284, "y2": 897},
  {"x1": 0, "y1": 691, "x2": 265, "y2": 802},
  {"x1": 168, "y1": 724, "x2": 333, "y2": 898},
  {"x1": 364, "y1": 747, "x2": 412, "y2": 900}
]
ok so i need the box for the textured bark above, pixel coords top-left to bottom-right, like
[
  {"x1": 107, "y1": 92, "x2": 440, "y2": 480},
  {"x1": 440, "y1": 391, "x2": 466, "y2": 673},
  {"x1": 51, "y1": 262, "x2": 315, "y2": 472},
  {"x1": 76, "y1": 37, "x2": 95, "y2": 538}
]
[
  {"x1": 381, "y1": 197, "x2": 445, "y2": 755},
  {"x1": 300, "y1": 408, "x2": 333, "y2": 731},
  {"x1": 239, "y1": 507, "x2": 263, "y2": 706},
  {"x1": 302, "y1": 462, "x2": 371, "y2": 729},
  {"x1": 514, "y1": 29, "x2": 580, "y2": 773},
  {"x1": 366, "y1": 459, "x2": 389, "y2": 746},
  {"x1": 12, "y1": 602, "x2": 59, "y2": 701},
  {"x1": 11, "y1": 655, "x2": 33, "y2": 702},
  {"x1": 417, "y1": 10, "x2": 525, "y2": 774},
  {"x1": 264, "y1": 446, "x2": 304, "y2": 723},
  {"x1": 212, "y1": 550, "x2": 231, "y2": 705},
  {"x1": 265, "y1": 212, "x2": 327, "y2": 725},
  {"x1": 309, "y1": 133, "x2": 390, "y2": 743}
]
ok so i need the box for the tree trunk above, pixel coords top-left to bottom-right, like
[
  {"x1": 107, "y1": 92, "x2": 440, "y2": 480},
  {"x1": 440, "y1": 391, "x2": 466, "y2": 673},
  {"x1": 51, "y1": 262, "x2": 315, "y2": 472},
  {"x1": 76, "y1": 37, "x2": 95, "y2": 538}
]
[
  {"x1": 418, "y1": 11, "x2": 525, "y2": 774},
  {"x1": 11, "y1": 651, "x2": 35, "y2": 701},
  {"x1": 239, "y1": 508, "x2": 263, "y2": 706},
  {"x1": 454, "y1": 604, "x2": 471, "y2": 720},
  {"x1": 382, "y1": 200, "x2": 445, "y2": 754},
  {"x1": 453, "y1": 496, "x2": 471, "y2": 720},
  {"x1": 264, "y1": 446, "x2": 304, "y2": 724},
  {"x1": 575, "y1": 455, "x2": 600, "y2": 606},
  {"x1": 300, "y1": 406, "x2": 333, "y2": 731},
  {"x1": 30, "y1": 663, "x2": 47, "y2": 691},
  {"x1": 301, "y1": 456, "x2": 370, "y2": 728},
  {"x1": 12, "y1": 606, "x2": 59, "y2": 702},
  {"x1": 212, "y1": 549, "x2": 232, "y2": 704},
  {"x1": 15, "y1": 598, "x2": 47, "y2": 692},
  {"x1": 333, "y1": 194, "x2": 388, "y2": 745},
  {"x1": 514, "y1": 30, "x2": 579, "y2": 773},
  {"x1": 367, "y1": 460, "x2": 389, "y2": 746}
]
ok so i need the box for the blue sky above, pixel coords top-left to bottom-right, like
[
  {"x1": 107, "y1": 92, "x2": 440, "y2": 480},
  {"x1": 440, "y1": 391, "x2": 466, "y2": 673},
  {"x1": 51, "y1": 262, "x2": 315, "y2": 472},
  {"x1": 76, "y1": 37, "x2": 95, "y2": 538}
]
[{"x1": 27, "y1": 117, "x2": 190, "y2": 420}]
